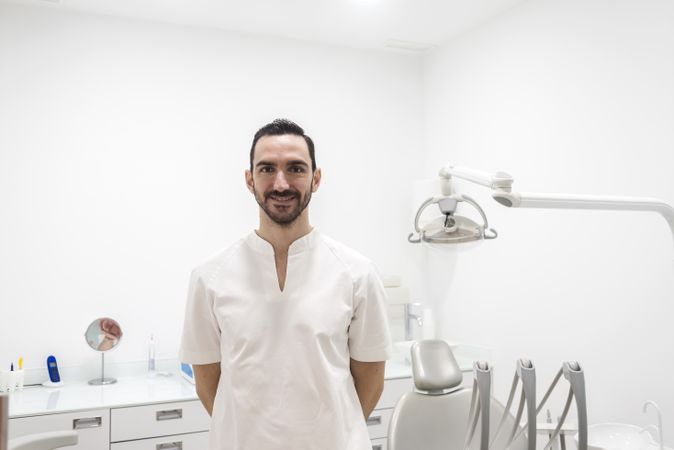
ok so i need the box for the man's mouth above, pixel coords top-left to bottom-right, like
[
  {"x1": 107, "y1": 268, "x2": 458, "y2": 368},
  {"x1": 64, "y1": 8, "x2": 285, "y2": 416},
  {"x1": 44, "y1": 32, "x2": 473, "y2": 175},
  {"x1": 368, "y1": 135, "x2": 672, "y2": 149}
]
[{"x1": 268, "y1": 193, "x2": 298, "y2": 203}]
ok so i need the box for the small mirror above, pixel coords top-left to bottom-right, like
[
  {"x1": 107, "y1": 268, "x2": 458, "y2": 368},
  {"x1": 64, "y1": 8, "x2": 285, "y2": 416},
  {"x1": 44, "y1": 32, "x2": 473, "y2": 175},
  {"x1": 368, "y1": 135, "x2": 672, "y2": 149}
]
[
  {"x1": 85, "y1": 317, "x2": 123, "y2": 352},
  {"x1": 85, "y1": 317, "x2": 123, "y2": 385}
]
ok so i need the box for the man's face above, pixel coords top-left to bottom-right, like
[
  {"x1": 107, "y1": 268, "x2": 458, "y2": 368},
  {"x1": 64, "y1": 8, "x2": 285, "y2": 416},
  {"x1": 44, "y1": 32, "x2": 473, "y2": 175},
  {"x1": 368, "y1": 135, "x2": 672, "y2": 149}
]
[{"x1": 245, "y1": 134, "x2": 321, "y2": 226}]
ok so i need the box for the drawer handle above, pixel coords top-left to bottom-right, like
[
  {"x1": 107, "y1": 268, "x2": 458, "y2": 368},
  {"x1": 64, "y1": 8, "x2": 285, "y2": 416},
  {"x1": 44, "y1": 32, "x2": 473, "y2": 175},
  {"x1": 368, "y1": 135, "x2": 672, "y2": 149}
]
[
  {"x1": 156, "y1": 409, "x2": 183, "y2": 421},
  {"x1": 372, "y1": 445, "x2": 383, "y2": 450},
  {"x1": 156, "y1": 442, "x2": 182, "y2": 450},
  {"x1": 72, "y1": 416, "x2": 102, "y2": 429},
  {"x1": 366, "y1": 415, "x2": 382, "y2": 426}
]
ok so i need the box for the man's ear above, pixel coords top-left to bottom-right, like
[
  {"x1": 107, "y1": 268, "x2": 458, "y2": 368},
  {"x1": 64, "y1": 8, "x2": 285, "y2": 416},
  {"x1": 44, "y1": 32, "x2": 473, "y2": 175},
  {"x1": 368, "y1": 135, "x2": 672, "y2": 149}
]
[
  {"x1": 245, "y1": 170, "x2": 255, "y2": 194},
  {"x1": 311, "y1": 168, "x2": 322, "y2": 193}
]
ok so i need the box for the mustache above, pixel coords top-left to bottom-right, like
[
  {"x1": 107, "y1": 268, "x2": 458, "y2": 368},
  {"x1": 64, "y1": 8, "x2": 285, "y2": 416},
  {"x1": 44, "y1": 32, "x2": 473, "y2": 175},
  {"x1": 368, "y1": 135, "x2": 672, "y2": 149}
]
[{"x1": 265, "y1": 189, "x2": 300, "y2": 200}]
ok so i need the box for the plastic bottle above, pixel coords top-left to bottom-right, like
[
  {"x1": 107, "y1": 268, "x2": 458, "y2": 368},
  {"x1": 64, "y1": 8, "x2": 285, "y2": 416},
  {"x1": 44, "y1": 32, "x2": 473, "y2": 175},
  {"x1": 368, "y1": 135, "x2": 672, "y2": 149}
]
[{"x1": 148, "y1": 334, "x2": 156, "y2": 375}]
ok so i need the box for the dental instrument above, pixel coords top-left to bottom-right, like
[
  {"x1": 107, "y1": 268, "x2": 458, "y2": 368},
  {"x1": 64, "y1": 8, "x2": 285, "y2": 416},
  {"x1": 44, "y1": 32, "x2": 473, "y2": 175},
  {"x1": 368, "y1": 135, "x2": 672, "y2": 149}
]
[
  {"x1": 525, "y1": 361, "x2": 587, "y2": 450},
  {"x1": 409, "y1": 166, "x2": 674, "y2": 258},
  {"x1": 545, "y1": 411, "x2": 557, "y2": 450},
  {"x1": 465, "y1": 358, "x2": 537, "y2": 450},
  {"x1": 643, "y1": 400, "x2": 664, "y2": 450},
  {"x1": 557, "y1": 415, "x2": 567, "y2": 450},
  {"x1": 464, "y1": 361, "x2": 493, "y2": 450},
  {"x1": 388, "y1": 340, "x2": 528, "y2": 450},
  {"x1": 464, "y1": 358, "x2": 587, "y2": 450},
  {"x1": 490, "y1": 359, "x2": 537, "y2": 450}
]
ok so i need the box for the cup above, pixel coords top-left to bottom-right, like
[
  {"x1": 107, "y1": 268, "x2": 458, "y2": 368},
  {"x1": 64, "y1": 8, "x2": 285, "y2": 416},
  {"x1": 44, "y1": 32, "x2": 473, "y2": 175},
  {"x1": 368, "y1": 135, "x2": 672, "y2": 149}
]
[{"x1": 0, "y1": 369, "x2": 24, "y2": 393}]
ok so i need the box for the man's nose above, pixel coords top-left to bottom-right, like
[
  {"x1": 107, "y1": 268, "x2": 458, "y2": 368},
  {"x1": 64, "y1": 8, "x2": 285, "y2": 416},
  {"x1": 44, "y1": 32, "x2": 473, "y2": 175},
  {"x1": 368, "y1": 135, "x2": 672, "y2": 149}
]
[{"x1": 273, "y1": 170, "x2": 290, "y2": 191}]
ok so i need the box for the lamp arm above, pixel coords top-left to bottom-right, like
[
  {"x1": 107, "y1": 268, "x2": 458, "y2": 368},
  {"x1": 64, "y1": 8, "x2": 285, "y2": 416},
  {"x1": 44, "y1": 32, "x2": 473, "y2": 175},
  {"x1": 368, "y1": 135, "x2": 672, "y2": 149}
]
[
  {"x1": 439, "y1": 165, "x2": 514, "y2": 191},
  {"x1": 492, "y1": 191, "x2": 674, "y2": 246}
]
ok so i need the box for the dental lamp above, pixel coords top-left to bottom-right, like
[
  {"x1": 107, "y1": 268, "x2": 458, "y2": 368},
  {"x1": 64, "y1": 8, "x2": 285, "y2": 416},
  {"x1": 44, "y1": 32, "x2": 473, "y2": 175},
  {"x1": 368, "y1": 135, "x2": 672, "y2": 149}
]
[{"x1": 409, "y1": 165, "x2": 674, "y2": 254}]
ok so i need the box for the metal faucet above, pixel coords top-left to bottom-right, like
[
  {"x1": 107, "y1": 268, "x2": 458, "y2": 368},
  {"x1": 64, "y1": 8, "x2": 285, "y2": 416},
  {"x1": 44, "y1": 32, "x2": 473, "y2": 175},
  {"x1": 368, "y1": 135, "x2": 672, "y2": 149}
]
[
  {"x1": 643, "y1": 401, "x2": 664, "y2": 450},
  {"x1": 404, "y1": 302, "x2": 424, "y2": 341}
]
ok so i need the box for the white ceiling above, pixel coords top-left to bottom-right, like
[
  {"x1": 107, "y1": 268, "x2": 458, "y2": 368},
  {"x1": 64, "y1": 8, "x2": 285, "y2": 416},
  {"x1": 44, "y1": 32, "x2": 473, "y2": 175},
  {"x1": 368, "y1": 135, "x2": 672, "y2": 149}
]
[{"x1": 2, "y1": 0, "x2": 528, "y2": 51}]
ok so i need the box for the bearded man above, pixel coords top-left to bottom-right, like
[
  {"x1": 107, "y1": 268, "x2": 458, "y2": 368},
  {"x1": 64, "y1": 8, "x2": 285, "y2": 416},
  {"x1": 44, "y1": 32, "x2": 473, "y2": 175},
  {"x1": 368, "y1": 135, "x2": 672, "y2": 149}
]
[{"x1": 179, "y1": 118, "x2": 392, "y2": 450}]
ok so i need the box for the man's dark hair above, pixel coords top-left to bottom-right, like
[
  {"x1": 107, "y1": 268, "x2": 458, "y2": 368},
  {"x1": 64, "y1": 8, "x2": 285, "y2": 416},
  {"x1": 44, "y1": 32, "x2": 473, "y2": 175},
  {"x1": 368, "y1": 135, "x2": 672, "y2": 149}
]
[{"x1": 249, "y1": 119, "x2": 316, "y2": 172}]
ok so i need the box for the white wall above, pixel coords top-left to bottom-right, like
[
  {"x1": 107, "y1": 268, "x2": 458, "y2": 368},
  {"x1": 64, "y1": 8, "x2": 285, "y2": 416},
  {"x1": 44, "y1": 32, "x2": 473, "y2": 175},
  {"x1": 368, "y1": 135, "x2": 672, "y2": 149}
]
[
  {"x1": 0, "y1": 4, "x2": 425, "y2": 372},
  {"x1": 423, "y1": 0, "x2": 674, "y2": 437},
  {"x1": 3, "y1": 0, "x2": 673, "y2": 438}
]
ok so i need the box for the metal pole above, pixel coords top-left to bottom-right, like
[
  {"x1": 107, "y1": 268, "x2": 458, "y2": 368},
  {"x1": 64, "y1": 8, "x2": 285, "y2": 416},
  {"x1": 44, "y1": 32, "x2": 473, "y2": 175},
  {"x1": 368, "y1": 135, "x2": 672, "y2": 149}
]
[{"x1": 0, "y1": 394, "x2": 9, "y2": 450}]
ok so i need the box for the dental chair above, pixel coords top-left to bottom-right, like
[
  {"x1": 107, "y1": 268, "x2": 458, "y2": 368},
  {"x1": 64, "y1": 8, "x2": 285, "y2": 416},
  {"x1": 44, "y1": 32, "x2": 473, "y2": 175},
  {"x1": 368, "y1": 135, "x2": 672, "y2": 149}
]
[
  {"x1": 1, "y1": 395, "x2": 78, "y2": 450},
  {"x1": 6, "y1": 432, "x2": 78, "y2": 450},
  {"x1": 388, "y1": 340, "x2": 529, "y2": 450}
]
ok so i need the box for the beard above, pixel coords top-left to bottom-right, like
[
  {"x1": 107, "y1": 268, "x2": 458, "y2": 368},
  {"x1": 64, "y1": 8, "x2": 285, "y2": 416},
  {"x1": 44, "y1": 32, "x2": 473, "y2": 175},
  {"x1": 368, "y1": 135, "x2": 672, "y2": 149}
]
[{"x1": 254, "y1": 184, "x2": 313, "y2": 227}]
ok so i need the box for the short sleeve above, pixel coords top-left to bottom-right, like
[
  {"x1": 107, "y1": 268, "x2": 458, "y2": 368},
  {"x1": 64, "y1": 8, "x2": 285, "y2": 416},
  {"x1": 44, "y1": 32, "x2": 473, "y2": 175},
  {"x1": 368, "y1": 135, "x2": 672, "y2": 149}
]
[
  {"x1": 178, "y1": 270, "x2": 222, "y2": 364},
  {"x1": 348, "y1": 263, "x2": 393, "y2": 362}
]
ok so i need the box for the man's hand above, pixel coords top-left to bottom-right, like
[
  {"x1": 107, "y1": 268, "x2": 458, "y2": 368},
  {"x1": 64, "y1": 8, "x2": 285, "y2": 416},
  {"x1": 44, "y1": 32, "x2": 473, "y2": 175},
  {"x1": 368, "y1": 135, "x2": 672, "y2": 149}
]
[
  {"x1": 350, "y1": 359, "x2": 385, "y2": 420},
  {"x1": 193, "y1": 363, "x2": 221, "y2": 416}
]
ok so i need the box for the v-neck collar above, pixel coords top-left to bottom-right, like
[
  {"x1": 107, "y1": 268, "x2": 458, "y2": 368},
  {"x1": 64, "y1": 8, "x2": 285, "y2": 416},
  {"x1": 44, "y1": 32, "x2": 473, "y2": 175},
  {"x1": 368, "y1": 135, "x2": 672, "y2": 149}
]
[{"x1": 245, "y1": 228, "x2": 320, "y2": 256}]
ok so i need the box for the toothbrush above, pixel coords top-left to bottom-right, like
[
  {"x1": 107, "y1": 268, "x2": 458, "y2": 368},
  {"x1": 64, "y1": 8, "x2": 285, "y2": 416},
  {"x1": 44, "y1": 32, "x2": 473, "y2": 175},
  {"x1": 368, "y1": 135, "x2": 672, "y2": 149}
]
[{"x1": 18, "y1": 357, "x2": 23, "y2": 370}]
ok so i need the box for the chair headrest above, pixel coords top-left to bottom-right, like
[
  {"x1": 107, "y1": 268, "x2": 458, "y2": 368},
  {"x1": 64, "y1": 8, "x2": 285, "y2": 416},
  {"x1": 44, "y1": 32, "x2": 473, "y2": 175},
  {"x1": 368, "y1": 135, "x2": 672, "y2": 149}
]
[{"x1": 411, "y1": 340, "x2": 463, "y2": 394}]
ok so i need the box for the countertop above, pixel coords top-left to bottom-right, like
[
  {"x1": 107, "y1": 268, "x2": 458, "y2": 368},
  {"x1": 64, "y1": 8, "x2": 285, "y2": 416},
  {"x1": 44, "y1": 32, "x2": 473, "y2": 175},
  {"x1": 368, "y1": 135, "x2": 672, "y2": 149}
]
[
  {"x1": 7, "y1": 343, "x2": 489, "y2": 418},
  {"x1": 8, "y1": 374, "x2": 199, "y2": 418}
]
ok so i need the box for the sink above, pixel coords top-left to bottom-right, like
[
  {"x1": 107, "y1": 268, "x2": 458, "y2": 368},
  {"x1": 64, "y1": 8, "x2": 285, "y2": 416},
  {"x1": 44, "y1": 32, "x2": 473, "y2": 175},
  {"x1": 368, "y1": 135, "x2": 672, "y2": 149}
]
[{"x1": 577, "y1": 423, "x2": 661, "y2": 450}]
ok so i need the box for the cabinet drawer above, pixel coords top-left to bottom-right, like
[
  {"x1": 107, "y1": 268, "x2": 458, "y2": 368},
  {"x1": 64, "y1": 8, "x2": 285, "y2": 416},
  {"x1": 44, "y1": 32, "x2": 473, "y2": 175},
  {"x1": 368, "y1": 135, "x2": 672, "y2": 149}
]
[
  {"x1": 111, "y1": 400, "x2": 210, "y2": 442},
  {"x1": 366, "y1": 408, "x2": 393, "y2": 439},
  {"x1": 371, "y1": 437, "x2": 387, "y2": 450},
  {"x1": 9, "y1": 409, "x2": 109, "y2": 450},
  {"x1": 110, "y1": 431, "x2": 209, "y2": 449},
  {"x1": 376, "y1": 377, "x2": 413, "y2": 409}
]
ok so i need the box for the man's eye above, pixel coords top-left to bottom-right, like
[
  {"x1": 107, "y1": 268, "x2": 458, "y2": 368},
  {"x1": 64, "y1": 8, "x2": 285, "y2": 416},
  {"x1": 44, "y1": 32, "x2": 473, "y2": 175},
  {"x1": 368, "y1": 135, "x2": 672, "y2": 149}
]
[
  {"x1": 289, "y1": 166, "x2": 305, "y2": 173},
  {"x1": 260, "y1": 166, "x2": 274, "y2": 173}
]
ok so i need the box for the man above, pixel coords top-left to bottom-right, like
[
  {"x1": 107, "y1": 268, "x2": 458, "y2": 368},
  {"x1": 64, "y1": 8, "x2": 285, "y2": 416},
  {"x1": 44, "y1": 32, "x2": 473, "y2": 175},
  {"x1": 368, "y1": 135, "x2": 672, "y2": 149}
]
[{"x1": 179, "y1": 119, "x2": 392, "y2": 450}]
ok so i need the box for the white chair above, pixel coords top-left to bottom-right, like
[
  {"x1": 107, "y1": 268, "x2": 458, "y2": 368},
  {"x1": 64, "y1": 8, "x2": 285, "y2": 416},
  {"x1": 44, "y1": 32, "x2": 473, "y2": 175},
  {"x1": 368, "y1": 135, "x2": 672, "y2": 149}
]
[
  {"x1": 387, "y1": 340, "x2": 528, "y2": 450},
  {"x1": 1, "y1": 395, "x2": 77, "y2": 450},
  {"x1": 8, "y1": 431, "x2": 78, "y2": 450}
]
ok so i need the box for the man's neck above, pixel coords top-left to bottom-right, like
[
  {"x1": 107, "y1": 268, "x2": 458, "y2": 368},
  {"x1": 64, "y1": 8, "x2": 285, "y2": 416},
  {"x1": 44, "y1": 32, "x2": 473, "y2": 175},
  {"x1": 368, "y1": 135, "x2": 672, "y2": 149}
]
[{"x1": 256, "y1": 212, "x2": 313, "y2": 255}]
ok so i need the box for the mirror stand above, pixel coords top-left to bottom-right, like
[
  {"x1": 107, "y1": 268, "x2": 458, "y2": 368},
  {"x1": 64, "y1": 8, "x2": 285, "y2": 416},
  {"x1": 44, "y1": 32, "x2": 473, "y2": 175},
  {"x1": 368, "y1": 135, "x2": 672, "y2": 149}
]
[{"x1": 89, "y1": 352, "x2": 117, "y2": 385}]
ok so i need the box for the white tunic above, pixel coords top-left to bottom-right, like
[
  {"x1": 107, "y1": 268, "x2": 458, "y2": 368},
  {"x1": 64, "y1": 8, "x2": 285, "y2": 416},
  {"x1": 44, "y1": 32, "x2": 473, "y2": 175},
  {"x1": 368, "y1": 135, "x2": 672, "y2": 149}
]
[{"x1": 179, "y1": 229, "x2": 392, "y2": 450}]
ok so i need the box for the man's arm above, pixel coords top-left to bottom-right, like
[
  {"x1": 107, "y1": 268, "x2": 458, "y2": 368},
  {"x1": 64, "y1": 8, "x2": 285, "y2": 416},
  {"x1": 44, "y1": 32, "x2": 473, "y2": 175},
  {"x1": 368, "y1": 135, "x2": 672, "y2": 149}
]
[
  {"x1": 350, "y1": 358, "x2": 386, "y2": 419},
  {"x1": 193, "y1": 363, "x2": 221, "y2": 416}
]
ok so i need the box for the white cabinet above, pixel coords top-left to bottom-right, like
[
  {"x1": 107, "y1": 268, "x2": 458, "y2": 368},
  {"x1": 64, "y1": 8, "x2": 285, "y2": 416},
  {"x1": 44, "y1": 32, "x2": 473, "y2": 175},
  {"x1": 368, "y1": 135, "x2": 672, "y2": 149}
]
[
  {"x1": 375, "y1": 377, "x2": 414, "y2": 410},
  {"x1": 8, "y1": 400, "x2": 210, "y2": 450},
  {"x1": 9, "y1": 409, "x2": 109, "y2": 449},
  {"x1": 110, "y1": 400, "x2": 210, "y2": 443},
  {"x1": 371, "y1": 438, "x2": 387, "y2": 450},
  {"x1": 366, "y1": 408, "x2": 394, "y2": 439},
  {"x1": 110, "y1": 431, "x2": 209, "y2": 449},
  {"x1": 367, "y1": 376, "x2": 414, "y2": 449}
]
